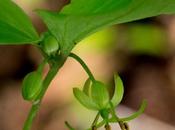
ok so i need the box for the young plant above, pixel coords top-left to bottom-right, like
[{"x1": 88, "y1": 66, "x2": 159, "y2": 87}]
[{"x1": 0, "y1": 0, "x2": 175, "y2": 130}]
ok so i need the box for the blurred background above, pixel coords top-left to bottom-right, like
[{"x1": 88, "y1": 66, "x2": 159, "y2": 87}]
[{"x1": 0, "y1": 0, "x2": 175, "y2": 130}]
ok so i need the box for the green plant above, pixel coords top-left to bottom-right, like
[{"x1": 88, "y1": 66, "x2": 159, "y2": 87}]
[
  {"x1": 1, "y1": 0, "x2": 175, "y2": 130},
  {"x1": 67, "y1": 53, "x2": 147, "y2": 130}
]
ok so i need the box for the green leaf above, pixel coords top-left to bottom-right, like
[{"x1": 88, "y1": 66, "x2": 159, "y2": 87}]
[
  {"x1": 83, "y1": 78, "x2": 91, "y2": 96},
  {"x1": 0, "y1": 0, "x2": 39, "y2": 44},
  {"x1": 120, "y1": 100, "x2": 147, "y2": 121},
  {"x1": 111, "y1": 74, "x2": 124, "y2": 107},
  {"x1": 73, "y1": 88, "x2": 99, "y2": 110},
  {"x1": 91, "y1": 81, "x2": 109, "y2": 109},
  {"x1": 37, "y1": 0, "x2": 175, "y2": 55},
  {"x1": 22, "y1": 71, "x2": 43, "y2": 101}
]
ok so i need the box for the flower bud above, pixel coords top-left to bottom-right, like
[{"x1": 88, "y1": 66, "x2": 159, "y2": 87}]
[{"x1": 22, "y1": 71, "x2": 42, "y2": 101}]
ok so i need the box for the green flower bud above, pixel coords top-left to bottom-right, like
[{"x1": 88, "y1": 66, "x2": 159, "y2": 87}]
[
  {"x1": 22, "y1": 71, "x2": 43, "y2": 101},
  {"x1": 42, "y1": 33, "x2": 59, "y2": 55}
]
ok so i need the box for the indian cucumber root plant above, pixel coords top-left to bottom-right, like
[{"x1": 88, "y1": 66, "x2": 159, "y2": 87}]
[{"x1": 1, "y1": 0, "x2": 175, "y2": 130}]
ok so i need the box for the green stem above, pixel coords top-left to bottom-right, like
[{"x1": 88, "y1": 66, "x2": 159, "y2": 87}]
[
  {"x1": 91, "y1": 112, "x2": 100, "y2": 128},
  {"x1": 23, "y1": 55, "x2": 66, "y2": 130},
  {"x1": 69, "y1": 53, "x2": 96, "y2": 82},
  {"x1": 88, "y1": 118, "x2": 128, "y2": 130},
  {"x1": 109, "y1": 101, "x2": 128, "y2": 130},
  {"x1": 87, "y1": 120, "x2": 105, "y2": 130},
  {"x1": 23, "y1": 103, "x2": 40, "y2": 130},
  {"x1": 37, "y1": 59, "x2": 47, "y2": 74}
]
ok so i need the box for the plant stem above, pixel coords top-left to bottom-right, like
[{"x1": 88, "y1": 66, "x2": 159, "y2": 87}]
[
  {"x1": 37, "y1": 59, "x2": 47, "y2": 74},
  {"x1": 69, "y1": 53, "x2": 96, "y2": 82},
  {"x1": 108, "y1": 101, "x2": 129, "y2": 130},
  {"x1": 23, "y1": 102, "x2": 40, "y2": 130},
  {"x1": 91, "y1": 112, "x2": 100, "y2": 128},
  {"x1": 105, "y1": 124, "x2": 111, "y2": 130},
  {"x1": 23, "y1": 55, "x2": 66, "y2": 130},
  {"x1": 118, "y1": 122, "x2": 129, "y2": 130},
  {"x1": 87, "y1": 120, "x2": 105, "y2": 130}
]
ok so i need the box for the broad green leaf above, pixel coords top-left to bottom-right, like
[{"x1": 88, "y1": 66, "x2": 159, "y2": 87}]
[
  {"x1": 83, "y1": 78, "x2": 91, "y2": 96},
  {"x1": 37, "y1": 0, "x2": 175, "y2": 55},
  {"x1": 120, "y1": 100, "x2": 147, "y2": 121},
  {"x1": 0, "y1": 0, "x2": 39, "y2": 44},
  {"x1": 73, "y1": 88, "x2": 99, "y2": 110},
  {"x1": 111, "y1": 74, "x2": 124, "y2": 107},
  {"x1": 91, "y1": 81, "x2": 109, "y2": 109}
]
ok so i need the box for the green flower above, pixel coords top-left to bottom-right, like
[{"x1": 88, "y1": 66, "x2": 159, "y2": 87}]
[
  {"x1": 73, "y1": 74, "x2": 147, "y2": 122},
  {"x1": 73, "y1": 74, "x2": 124, "y2": 111}
]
